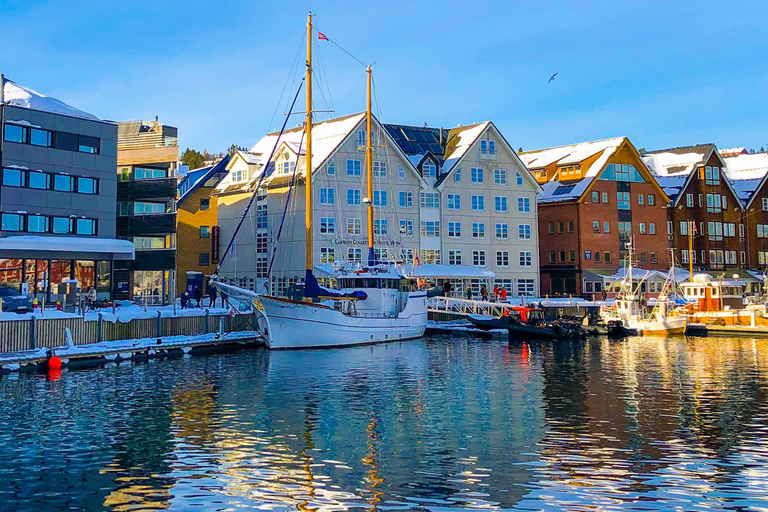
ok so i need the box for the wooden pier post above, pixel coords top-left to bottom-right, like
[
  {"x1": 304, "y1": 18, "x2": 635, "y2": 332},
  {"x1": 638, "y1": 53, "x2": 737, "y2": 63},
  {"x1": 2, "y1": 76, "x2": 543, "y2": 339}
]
[
  {"x1": 204, "y1": 309, "x2": 210, "y2": 333},
  {"x1": 97, "y1": 313, "x2": 103, "y2": 342},
  {"x1": 29, "y1": 317, "x2": 36, "y2": 350},
  {"x1": 156, "y1": 311, "x2": 162, "y2": 338}
]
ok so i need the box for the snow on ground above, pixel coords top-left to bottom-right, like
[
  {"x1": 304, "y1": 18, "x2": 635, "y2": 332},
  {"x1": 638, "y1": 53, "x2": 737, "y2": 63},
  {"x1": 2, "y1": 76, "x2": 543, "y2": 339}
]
[{"x1": 0, "y1": 301, "x2": 232, "y2": 323}]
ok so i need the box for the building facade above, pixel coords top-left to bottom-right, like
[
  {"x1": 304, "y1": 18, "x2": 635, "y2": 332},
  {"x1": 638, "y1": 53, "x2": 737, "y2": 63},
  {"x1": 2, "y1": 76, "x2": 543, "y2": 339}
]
[
  {"x1": 0, "y1": 75, "x2": 132, "y2": 301},
  {"x1": 116, "y1": 120, "x2": 178, "y2": 303},
  {"x1": 215, "y1": 114, "x2": 541, "y2": 297},
  {"x1": 175, "y1": 156, "x2": 229, "y2": 296},
  {"x1": 643, "y1": 144, "x2": 744, "y2": 271},
  {"x1": 723, "y1": 152, "x2": 768, "y2": 270},
  {"x1": 520, "y1": 137, "x2": 670, "y2": 298}
]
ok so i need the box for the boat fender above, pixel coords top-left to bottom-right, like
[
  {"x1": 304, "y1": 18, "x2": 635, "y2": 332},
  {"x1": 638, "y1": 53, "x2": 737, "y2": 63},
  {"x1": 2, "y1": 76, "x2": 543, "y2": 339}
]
[{"x1": 46, "y1": 350, "x2": 62, "y2": 371}]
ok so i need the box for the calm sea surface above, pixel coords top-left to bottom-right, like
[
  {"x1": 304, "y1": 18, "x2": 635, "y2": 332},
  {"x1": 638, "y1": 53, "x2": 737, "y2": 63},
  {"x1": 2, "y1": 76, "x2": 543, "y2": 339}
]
[{"x1": 1, "y1": 336, "x2": 768, "y2": 511}]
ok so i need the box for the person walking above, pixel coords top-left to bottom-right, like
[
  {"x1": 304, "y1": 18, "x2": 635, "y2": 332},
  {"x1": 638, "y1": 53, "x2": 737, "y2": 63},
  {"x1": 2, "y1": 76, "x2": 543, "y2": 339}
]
[
  {"x1": 208, "y1": 285, "x2": 218, "y2": 308},
  {"x1": 465, "y1": 285, "x2": 473, "y2": 301},
  {"x1": 194, "y1": 287, "x2": 203, "y2": 308},
  {"x1": 180, "y1": 291, "x2": 189, "y2": 309},
  {"x1": 86, "y1": 286, "x2": 97, "y2": 311},
  {"x1": 480, "y1": 284, "x2": 488, "y2": 301}
]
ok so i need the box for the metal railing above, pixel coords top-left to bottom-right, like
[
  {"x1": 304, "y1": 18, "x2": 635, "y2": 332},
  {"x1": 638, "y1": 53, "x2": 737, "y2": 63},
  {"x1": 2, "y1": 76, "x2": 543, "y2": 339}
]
[{"x1": 428, "y1": 296, "x2": 515, "y2": 317}]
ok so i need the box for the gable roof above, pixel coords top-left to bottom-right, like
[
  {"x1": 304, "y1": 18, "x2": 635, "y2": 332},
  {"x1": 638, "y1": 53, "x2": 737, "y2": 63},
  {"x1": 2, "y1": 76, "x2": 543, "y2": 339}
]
[
  {"x1": 2, "y1": 77, "x2": 101, "y2": 121},
  {"x1": 519, "y1": 137, "x2": 627, "y2": 204},
  {"x1": 723, "y1": 152, "x2": 768, "y2": 208},
  {"x1": 178, "y1": 155, "x2": 230, "y2": 205}
]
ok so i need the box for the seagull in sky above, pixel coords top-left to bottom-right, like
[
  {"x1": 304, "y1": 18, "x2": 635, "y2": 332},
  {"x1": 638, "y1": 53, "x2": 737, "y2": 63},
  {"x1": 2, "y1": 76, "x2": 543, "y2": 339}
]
[{"x1": 548, "y1": 72, "x2": 558, "y2": 83}]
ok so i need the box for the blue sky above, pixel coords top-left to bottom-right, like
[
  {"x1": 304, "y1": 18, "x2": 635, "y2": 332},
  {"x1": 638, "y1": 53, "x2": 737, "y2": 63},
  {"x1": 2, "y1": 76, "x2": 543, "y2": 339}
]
[{"x1": 2, "y1": 0, "x2": 767, "y2": 154}]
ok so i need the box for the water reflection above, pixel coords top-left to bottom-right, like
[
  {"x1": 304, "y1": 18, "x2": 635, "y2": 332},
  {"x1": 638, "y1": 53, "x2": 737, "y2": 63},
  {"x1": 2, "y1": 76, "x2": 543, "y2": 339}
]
[{"x1": 1, "y1": 337, "x2": 768, "y2": 510}]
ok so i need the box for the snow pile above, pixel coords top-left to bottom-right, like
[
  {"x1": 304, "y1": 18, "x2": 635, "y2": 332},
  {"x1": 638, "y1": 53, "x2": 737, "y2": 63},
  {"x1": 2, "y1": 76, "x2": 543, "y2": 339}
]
[
  {"x1": 724, "y1": 152, "x2": 768, "y2": 181},
  {"x1": 2, "y1": 79, "x2": 100, "y2": 121},
  {"x1": 0, "y1": 303, "x2": 232, "y2": 323},
  {"x1": 441, "y1": 122, "x2": 489, "y2": 174},
  {"x1": 642, "y1": 151, "x2": 705, "y2": 176}
]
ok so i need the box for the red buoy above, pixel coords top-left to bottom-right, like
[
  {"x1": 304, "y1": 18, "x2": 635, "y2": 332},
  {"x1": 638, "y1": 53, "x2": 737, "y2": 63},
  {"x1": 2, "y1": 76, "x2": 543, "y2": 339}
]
[{"x1": 47, "y1": 355, "x2": 62, "y2": 370}]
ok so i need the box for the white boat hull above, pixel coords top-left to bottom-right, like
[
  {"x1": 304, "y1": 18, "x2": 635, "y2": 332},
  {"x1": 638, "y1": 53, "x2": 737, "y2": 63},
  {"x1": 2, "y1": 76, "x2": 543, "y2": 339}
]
[
  {"x1": 254, "y1": 293, "x2": 427, "y2": 349},
  {"x1": 624, "y1": 316, "x2": 688, "y2": 336}
]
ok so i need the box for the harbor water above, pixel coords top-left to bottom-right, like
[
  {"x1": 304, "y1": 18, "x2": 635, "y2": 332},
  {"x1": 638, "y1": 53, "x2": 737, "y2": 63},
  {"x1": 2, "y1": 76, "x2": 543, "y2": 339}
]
[{"x1": 1, "y1": 335, "x2": 768, "y2": 510}]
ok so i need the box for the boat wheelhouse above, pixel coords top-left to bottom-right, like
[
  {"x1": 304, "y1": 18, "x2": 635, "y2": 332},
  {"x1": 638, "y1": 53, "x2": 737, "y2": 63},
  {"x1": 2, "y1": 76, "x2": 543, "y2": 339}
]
[{"x1": 681, "y1": 273, "x2": 746, "y2": 312}]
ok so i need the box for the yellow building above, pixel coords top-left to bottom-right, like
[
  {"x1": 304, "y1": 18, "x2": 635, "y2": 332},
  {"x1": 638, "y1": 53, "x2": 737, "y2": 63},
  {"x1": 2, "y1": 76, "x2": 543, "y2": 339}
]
[{"x1": 175, "y1": 156, "x2": 230, "y2": 296}]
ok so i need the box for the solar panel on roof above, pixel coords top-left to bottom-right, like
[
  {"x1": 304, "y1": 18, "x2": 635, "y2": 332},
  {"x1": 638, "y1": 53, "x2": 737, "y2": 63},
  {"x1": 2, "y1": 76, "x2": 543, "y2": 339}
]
[{"x1": 553, "y1": 185, "x2": 576, "y2": 195}]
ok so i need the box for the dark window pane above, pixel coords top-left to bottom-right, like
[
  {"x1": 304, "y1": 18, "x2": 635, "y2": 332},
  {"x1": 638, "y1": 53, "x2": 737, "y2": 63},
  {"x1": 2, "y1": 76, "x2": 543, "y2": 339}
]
[
  {"x1": 200, "y1": 198, "x2": 210, "y2": 210},
  {"x1": 76, "y1": 218, "x2": 96, "y2": 235},
  {"x1": 52, "y1": 217, "x2": 71, "y2": 234},
  {"x1": 2, "y1": 169, "x2": 23, "y2": 187},
  {"x1": 53, "y1": 174, "x2": 72, "y2": 192},
  {"x1": 30, "y1": 128, "x2": 51, "y2": 147},
  {"x1": 78, "y1": 135, "x2": 100, "y2": 154},
  {"x1": 199, "y1": 253, "x2": 210, "y2": 266},
  {"x1": 27, "y1": 216, "x2": 49, "y2": 233},
  {"x1": 134, "y1": 167, "x2": 165, "y2": 179},
  {"x1": 77, "y1": 177, "x2": 97, "y2": 194},
  {"x1": 28, "y1": 171, "x2": 50, "y2": 189},
  {"x1": 4, "y1": 124, "x2": 26, "y2": 143},
  {"x1": 54, "y1": 132, "x2": 78, "y2": 151},
  {"x1": 1, "y1": 214, "x2": 22, "y2": 231},
  {"x1": 200, "y1": 226, "x2": 210, "y2": 238}
]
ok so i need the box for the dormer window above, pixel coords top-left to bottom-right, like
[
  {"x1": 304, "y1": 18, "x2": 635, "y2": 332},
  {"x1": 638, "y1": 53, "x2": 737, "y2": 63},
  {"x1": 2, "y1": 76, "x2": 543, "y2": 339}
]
[
  {"x1": 422, "y1": 160, "x2": 436, "y2": 179},
  {"x1": 232, "y1": 169, "x2": 246, "y2": 182},
  {"x1": 558, "y1": 165, "x2": 582, "y2": 180}
]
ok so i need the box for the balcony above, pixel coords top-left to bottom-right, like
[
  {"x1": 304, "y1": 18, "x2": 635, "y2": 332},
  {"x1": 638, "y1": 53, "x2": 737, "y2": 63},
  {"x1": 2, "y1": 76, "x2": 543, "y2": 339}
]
[
  {"x1": 117, "y1": 213, "x2": 177, "y2": 237},
  {"x1": 117, "y1": 178, "x2": 177, "y2": 202}
]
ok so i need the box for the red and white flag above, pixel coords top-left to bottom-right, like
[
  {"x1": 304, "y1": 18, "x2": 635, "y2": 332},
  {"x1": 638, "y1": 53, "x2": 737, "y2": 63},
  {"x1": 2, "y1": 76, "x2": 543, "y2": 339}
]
[{"x1": 318, "y1": 32, "x2": 328, "y2": 41}]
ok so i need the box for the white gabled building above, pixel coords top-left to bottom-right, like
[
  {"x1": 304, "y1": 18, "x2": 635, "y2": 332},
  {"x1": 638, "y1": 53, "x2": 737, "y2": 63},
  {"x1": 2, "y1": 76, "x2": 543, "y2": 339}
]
[{"x1": 214, "y1": 115, "x2": 541, "y2": 297}]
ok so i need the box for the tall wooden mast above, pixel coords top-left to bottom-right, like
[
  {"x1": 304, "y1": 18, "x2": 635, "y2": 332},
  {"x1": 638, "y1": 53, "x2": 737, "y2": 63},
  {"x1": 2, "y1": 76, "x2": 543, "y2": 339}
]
[
  {"x1": 305, "y1": 12, "x2": 314, "y2": 271},
  {"x1": 366, "y1": 65, "x2": 375, "y2": 266}
]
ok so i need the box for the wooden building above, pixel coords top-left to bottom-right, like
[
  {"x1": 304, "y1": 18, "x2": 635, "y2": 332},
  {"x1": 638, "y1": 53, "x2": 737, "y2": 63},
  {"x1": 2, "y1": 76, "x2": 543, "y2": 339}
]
[
  {"x1": 723, "y1": 152, "x2": 768, "y2": 269},
  {"x1": 643, "y1": 144, "x2": 744, "y2": 271},
  {"x1": 520, "y1": 137, "x2": 669, "y2": 298}
]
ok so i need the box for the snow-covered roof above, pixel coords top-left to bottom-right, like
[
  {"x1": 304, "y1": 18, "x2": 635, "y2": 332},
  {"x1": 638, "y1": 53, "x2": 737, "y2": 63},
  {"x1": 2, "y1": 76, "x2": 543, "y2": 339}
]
[
  {"x1": 407, "y1": 154, "x2": 426, "y2": 167},
  {"x1": 731, "y1": 177, "x2": 762, "y2": 203},
  {"x1": 642, "y1": 151, "x2": 706, "y2": 177},
  {"x1": 236, "y1": 150, "x2": 262, "y2": 165},
  {"x1": 520, "y1": 137, "x2": 625, "y2": 204},
  {"x1": 441, "y1": 123, "x2": 489, "y2": 174},
  {"x1": 0, "y1": 236, "x2": 134, "y2": 260},
  {"x1": 178, "y1": 155, "x2": 230, "y2": 205},
  {"x1": 2, "y1": 78, "x2": 100, "y2": 121},
  {"x1": 654, "y1": 174, "x2": 688, "y2": 199},
  {"x1": 720, "y1": 147, "x2": 748, "y2": 157},
  {"x1": 723, "y1": 152, "x2": 768, "y2": 180}
]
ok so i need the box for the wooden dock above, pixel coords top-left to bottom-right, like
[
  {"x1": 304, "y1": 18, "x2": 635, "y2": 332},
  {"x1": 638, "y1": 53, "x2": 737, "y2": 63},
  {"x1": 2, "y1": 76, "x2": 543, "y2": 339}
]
[{"x1": 686, "y1": 323, "x2": 768, "y2": 338}]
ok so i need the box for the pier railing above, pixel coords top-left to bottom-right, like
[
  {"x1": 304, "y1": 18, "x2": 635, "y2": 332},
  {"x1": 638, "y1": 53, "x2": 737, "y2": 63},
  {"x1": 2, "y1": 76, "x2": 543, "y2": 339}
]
[
  {"x1": 0, "y1": 312, "x2": 256, "y2": 354},
  {"x1": 428, "y1": 297, "x2": 515, "y2": 318}
]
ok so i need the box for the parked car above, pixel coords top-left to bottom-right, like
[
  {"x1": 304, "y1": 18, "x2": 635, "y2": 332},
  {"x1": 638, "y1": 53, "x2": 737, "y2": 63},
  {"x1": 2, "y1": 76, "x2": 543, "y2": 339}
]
[{"x1": 0, "y1": 286, "x2": 34, "y2": 313}]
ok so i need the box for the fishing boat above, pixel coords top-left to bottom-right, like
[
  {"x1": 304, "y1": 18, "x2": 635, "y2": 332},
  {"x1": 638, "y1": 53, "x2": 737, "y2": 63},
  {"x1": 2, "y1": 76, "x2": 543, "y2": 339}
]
[
  {"x1": 211, "y1": 14, "x2": 427, "y2": 349},
  {"x1": 601, "y1": 241, "x2": 688, "y2": 336}
]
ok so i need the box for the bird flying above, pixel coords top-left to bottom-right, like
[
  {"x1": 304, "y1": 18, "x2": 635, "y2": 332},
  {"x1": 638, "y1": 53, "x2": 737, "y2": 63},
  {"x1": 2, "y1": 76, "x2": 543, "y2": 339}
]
[{"x1": 548, "y1": 73, "x2": 558, "y2": 83}]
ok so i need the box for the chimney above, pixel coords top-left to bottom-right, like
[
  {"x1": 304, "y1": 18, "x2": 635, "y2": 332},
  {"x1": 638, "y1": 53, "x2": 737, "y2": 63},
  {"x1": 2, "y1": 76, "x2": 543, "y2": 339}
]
[{"x1": 0, "y1": 74, "x2": 5, "y2": 105}]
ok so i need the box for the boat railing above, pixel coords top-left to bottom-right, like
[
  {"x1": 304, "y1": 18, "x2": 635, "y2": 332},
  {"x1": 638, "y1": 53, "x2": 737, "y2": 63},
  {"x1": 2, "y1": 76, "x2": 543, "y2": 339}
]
[{"x1": 428, "y1": 296, "x2": 514, "y2": 317}]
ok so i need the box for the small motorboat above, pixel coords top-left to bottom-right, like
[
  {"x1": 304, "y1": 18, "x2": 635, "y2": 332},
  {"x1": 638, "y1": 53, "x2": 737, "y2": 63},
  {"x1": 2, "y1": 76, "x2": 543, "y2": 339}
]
[{"x1": 468, "y1": 306, "x2": 585, "y2": 341}]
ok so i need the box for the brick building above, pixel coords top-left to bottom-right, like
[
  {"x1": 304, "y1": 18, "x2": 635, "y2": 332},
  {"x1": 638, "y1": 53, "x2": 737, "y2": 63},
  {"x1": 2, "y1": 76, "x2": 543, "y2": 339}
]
[
  {"x1": 520, "y1": 137, "x2": 669, "y2": 297},
  {"x1": 643, "y1": 144, "x2": 743, "y2": 271},
  {"x1": 723, "y1": 152, "x2": 768, "y2": 269}
]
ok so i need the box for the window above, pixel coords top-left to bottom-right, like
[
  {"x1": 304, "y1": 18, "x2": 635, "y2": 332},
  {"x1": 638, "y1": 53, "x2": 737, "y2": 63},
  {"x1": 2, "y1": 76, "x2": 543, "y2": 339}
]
[
  {"x1": 592, "y1": 191, "x2": 599, "y2": 203},
  {"x1": 699, "y1": 194, "x2": 703, "y2": 207},
  {"x1": 705, "y1": 166, "x2": 720, "y2": 185},
  {"x1": 199, "y1": 253, "x2": 210, "y2": 266},
  {"x1": 495, "y1": 196, "x2": 508, "y2": 212},
  {"x1": 518, "y1": 224, "x2": 532, "y2": 239},
  {"x1": 567, "y1": 220, "x2": 574, "y2": 233},
  {"x1": 78, "y1": 136, "x2": 100, "y2": 154},
  {"x1": 763, "y1": 198, "x2": 768, "y2": 211},
  {"x1": 496, "y1": 251, "x2": 509, "y2": 267},
  {"x1": 52, "y1": 217, "x2": 71, "y2": 234},
  {"x1": 604, "y1": 252, "x2": 612, "y2": 263},
  {"x1": 470, "y1": 167, "x2": 484, "y2": 183},
  {"x1": 472, "y1": 222, "x2": 485, "y2": 239},
  {"x1": 348, "y1": 248, "x2": 362, "y2": 264},
  {"x1": 421, "y1": 249, "x2": 441, "y2": 264},
  {"x1": 681, "y1": 250, "x2": 689, "y2": 264},
  {"x1": 520, "y1": 251, "x2": 532, "y2": 267},
  {"x1": 27, "y1": 215, "x2": 48, "y2": 233},
  {"x1": 651, "y1": 252, "x2": 657, "y2": 264},
  {"x1": 133, "y1": 236, "x2": 166, "y2": 250},
  {"x1": 4, "y1": 124, "x2": 27, "y2": 143},
  {"x1": 399, "y1": 191, "x2": 413, "y2": 208},
  {"x1": 2, "y1": 168, "x2": 23, "y2": 187},
  {"x1": 422, "y1": 161, "x2": 436, "y2": 179},
  {"x1": 617, "y1": 191, "x2": 630, "y2": 210},
  {"x1": 77, "y1": 177, "x2": 97, "y2": 194},
  {"x1": 200, "y1": 226, "x2": 210, "y2": 238},
  {"x1": 517, "y1": 197, "x2": 530, "y2": 213},
  {"x1": 480, "y1": 140, "x2": 496, "y2": 154},
  {"x1": 449, "y1": 250, "x2": 462, "y2": 265},
  {"x1": 327, "y1": 161, "x2": 336, "y2": 175},
  {"x1": 494, "y1": 169, "x2": 507, "y2": 184},
  {"x1": 319, "y1": 187, "x2": 335, "y2": 205},
  {"x1": 471, "y1": 195, "x2": 485, "y2": 211},
  {"x1": 357, "y1": 130, "x2": 366, "y2": 148},
  {"x1": 706, "y1": 193, "x2": 722, "y2": 213},
  {"x1": 319, "y1": 217, "x2": 335, "y2": 234},
  {"x1": 347, "y1": 189, "x2": 361, "y2": 205},
  {"x1": 650, "y1": 223, "x2": 656, "y2": 235},
  {"x1": 548, "y1": 222, "x2": 555, "y2": 234},
  {"x1": 584, "y1": 250, "x2": 592, "y2": 260},
  {"x1": 448, "y1": 221, "x2": 461, "y2": 238},
  {"x1": 595, "y1": 251, "x2": 601, "y2": 262},
  {"x1": 421, "y1": 221, "x2": 440, "y2": 237},
  {"x1": 320, "y1": 247, "x2": 335, "y2": 263},
  {"x1": 686, "y1": 194, "x2": 694, "y2": 207},
  {"x1": 37, "y1": 171, "x2": 59, "y2": 189},
  {"x1": 346, "y1": 160, "x2": 361, "y2": 176},
  {"x1": 740, "y1": 224, "x2": 745, "y2": 237},
  {"x1": 373, "y1": 161, "x2": 387, "y2": 178},
  {"x1": 200, "y1": 198, "x2": 210, "y2": 210},
  {"x1": 473, "y1": 250, "x2": 486, "y2": 266},
  {"x1": 638, "y1": 194, "x2": 644, "y2": 205},
  {"x1": 593, "y1": 221, "x2": 600, "y2": 233},
  {"x1": 549, "y1": 252, "x2": 556, "y2": 263},
  {"x1": 447, "y1": 193, "x2": 461, "y2": 210},
  {"x1": 569, "y1": 250, "x2": 576, "y2": 262},
  {"x1": 640, "y1": 252, "x2": 647, "y2": 263},
  {"x1": 516, "y1": 172, "x2": 523, "y2": 186},
  {"x1": 517, "y1": 279, "x2": 535, "y2": 296},
  {"x1": 134, "y1": 202, "x2": 167, "y2": 215},
  {"x1": 602, "y1": 192, "x2": 609, "y2": 204},
  {"x1": 722, "y1": 195, "x2": 727, "y2": 209},
  {"x1": 53, "y1": 174, "x2": 73, "y2": 192},
  {"x1": 420, "y1": 192, "x2": 439, "y2": 208},
  {"x1": 374, "y1": 219, "x2": 388, "y2": 236},
  {"x1": 75, "y1": 218, "x2": 96, "y2": 235},
  {"x1": 680, "y1": 221, "x2": 689, "y2": 236},
  {"x1": 667, "y1": 221, "x2": 673, "y2": 235},
  {"x1": 134, "y1": 167, "x2": 166, "y2": 180},
  {"x1": 347, "y1": 218, "x2": 362, "y2": 235},
  {"x1": 397, "y1": 164, "x2": 405, "y2": 179},
  {"x1": 496, "y1": 223, "x2": 508, "y2": 240},
  {"x1": 373, "y1": 190, "x2": 387, "y2": 207},
  {"x1": 725, "y1": 223, "x2": 735, "y2": 237},
  {"x1": 639, "y1": 223, "x2": 646, "y2": 235},
  {"x1": 648, "y1": 194, "x2": 655, "y2": 206},
  {"x1": 603, "y1": 221, "x2": 611, "y2": 233},
  {"x1": 399, "y1": 219, "x2": 414, "y2": 237}
]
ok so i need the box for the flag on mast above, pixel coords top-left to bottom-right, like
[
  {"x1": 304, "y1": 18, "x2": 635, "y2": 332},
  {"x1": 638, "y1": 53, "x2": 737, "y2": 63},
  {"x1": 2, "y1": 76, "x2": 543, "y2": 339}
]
[{"x1": 318, "y1": 31, "x2": 328, "y2": 41}]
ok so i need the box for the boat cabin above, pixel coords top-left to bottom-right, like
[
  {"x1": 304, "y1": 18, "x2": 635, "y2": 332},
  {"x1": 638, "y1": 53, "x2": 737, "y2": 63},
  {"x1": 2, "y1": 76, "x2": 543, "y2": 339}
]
[
  {"x1": 506, "y1": 306, "x2": 546, "y2": 324},
  {"x1": 681, "y1": 274, "x2": 745, "y2": 312}
]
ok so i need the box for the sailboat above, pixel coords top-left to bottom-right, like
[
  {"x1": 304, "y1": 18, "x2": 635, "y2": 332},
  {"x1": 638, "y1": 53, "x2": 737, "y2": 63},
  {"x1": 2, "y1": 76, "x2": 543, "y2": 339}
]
[
  {"x1": 214, "y1": 14, "x2": 427, "y2": 349},
  {"x1": 601, "y1": 239, "x2": 688, "y2": 336}
]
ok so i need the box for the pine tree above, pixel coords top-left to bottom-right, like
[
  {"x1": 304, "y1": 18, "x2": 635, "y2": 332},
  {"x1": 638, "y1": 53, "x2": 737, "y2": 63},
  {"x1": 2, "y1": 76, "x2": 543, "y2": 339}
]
[{"x1": 180, "y1": 148, "x2": 204, "y2": 170}]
